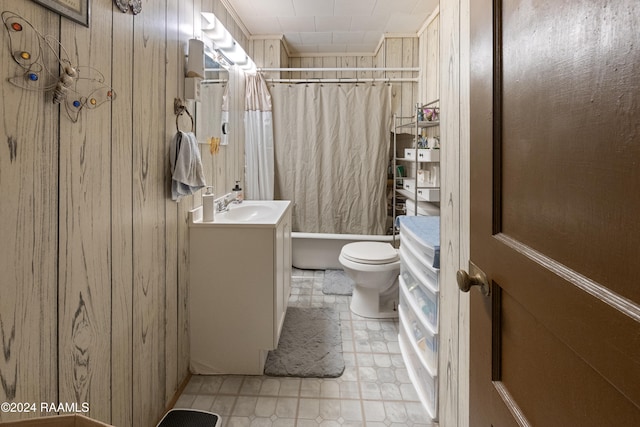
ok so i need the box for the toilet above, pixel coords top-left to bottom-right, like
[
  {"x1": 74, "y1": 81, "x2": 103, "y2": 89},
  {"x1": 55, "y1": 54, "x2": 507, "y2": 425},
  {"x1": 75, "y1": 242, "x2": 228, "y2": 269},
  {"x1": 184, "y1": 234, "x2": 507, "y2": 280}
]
[{"x1": 339, "y1": 241, "x2": 400, "y2": 319}]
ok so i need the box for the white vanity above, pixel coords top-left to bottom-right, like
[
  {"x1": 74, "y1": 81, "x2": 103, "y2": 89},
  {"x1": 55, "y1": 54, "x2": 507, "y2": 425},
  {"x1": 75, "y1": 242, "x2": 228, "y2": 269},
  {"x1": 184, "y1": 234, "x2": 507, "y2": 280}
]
[{"x1": 188, "y1": 200, "x2": 292, "y2": 374}]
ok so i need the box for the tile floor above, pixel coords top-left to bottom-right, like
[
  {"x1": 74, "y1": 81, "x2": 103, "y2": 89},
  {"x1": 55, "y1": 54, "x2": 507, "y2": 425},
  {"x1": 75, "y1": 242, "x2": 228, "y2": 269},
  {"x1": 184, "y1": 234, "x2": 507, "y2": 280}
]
[{"x1": 174, "y1": 268, "x2": 435, "y2": 427}]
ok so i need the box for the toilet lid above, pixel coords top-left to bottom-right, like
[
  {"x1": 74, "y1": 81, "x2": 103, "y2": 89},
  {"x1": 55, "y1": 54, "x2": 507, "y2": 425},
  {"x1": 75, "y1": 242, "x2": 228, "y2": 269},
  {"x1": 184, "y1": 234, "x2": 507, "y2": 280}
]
[{"x1": 341, "y1": 242, "x2": 399, "y2": 265}]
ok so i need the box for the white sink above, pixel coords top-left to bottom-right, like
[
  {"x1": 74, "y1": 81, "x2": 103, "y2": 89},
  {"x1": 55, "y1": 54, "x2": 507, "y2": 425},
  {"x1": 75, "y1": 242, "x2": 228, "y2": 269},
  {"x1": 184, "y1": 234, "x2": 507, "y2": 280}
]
[
  {"x1": 219, "y1": 204, "x2": 276, "y2": 221},
  {"x1": 190, "y1": 200, "x2": 291, "y2": 227},
  {"x1": 191, "y1": 200, "x2": 291, "y2": 226}
]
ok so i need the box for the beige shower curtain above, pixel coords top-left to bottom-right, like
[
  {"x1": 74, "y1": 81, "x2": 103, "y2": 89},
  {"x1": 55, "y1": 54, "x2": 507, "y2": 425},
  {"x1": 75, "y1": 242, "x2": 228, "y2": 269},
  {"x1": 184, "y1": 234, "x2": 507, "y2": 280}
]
[{"x1": 271, "y1": 83, "x2": 391, "y2": 234}]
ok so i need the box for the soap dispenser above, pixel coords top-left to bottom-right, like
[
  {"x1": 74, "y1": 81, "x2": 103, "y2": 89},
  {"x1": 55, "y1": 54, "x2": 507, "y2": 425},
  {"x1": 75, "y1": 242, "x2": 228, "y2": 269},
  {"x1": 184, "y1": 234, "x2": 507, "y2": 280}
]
[
  {"x1": 202, "y1": 186, "x2": 215, "y2": 222},
  {"x1": 232, "y1": 181, "x2": 243, "y2": 202}
]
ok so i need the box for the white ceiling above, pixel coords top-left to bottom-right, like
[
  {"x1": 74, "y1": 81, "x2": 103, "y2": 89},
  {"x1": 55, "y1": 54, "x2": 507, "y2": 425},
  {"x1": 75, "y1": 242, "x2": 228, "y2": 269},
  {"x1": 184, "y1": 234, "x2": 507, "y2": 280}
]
[{"x1": 224, "y1": 0, "x2": 439, "y2": 55}]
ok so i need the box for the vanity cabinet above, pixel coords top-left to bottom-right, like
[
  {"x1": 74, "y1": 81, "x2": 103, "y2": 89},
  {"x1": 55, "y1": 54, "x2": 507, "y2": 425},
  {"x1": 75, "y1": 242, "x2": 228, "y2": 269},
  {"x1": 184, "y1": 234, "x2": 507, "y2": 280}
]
[
  {"x1": 397, "y1": 215, "x2": 440, "y2": 421},
  {"x1": 188, "y1": 201, "x2": 292, "y2": 375}
]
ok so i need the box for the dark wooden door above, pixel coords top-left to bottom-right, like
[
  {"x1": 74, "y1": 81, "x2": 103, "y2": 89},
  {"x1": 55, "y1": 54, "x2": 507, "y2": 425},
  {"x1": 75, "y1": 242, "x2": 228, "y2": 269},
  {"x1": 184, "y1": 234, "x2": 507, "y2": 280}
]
[{"x1": 467, "y1": 0, "x2": 640, "y2": 425}]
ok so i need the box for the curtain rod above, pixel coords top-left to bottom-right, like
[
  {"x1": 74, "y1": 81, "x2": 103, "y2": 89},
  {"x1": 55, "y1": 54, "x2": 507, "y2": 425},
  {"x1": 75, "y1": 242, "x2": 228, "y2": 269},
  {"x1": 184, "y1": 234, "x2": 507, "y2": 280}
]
[
  {"x1": 201, "y1": 79, "x2": 228, "y2": 84},
  {"x1": 258, "y1": 67, "x2": 419, "y2": 72},
  {"x1": 264, "y1": 77, "x2": 418, "y2": 83}
]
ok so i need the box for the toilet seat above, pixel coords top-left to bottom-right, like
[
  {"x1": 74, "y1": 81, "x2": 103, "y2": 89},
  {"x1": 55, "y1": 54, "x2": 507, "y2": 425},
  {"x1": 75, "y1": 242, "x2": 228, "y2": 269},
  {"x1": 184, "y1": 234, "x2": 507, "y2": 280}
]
[{"x1": 340, "y1": 242, "x2": 399, "y2": 265}]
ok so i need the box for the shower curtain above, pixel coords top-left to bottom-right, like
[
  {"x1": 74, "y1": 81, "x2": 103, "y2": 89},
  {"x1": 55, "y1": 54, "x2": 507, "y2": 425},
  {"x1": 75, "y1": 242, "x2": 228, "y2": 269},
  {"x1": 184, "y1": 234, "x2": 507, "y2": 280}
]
[
  {"x1": 245, "y1": 73, "x2": 274, "y2": 199},
  {"x1": 271, "y1": 83, "x2": 391, "y2": 235}
]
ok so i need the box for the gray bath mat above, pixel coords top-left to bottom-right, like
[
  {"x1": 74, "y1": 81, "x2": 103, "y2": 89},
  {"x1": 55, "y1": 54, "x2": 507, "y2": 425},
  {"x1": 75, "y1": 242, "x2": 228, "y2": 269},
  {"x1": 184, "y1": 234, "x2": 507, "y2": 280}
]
[
  {"x1": 264, "y1": 307, "x2": 345, "y2": 378},
  {"x1": 322, "y1": 269, "x2": 354, "y2": 296}
]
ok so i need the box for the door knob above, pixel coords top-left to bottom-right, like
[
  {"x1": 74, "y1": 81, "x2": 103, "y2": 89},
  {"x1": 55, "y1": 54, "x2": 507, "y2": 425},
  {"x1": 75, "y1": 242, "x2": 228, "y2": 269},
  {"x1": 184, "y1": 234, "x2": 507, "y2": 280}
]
[{"x1": 457, "y1": 261, "x2": 490, "y2": 296}]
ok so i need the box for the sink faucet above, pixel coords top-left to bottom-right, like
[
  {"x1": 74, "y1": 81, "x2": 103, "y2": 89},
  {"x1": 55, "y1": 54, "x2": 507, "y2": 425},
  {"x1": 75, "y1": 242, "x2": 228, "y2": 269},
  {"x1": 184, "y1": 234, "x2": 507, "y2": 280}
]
[{"x1": 215, "y1": 193, "x2": 235, "y2": 212}]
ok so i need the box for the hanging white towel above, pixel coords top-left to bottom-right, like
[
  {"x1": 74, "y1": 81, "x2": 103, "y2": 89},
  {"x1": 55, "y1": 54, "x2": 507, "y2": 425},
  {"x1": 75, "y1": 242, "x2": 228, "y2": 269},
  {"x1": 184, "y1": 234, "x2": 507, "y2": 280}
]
[{"x1": 170, "y1": 131, "x2": 206, "y2": 201}]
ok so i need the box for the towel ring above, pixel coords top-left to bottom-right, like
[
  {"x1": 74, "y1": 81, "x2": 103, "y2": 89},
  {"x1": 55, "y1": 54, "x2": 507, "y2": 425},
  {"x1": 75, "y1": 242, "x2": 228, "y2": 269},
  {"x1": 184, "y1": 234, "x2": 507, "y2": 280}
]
[
  {"x1": 176, "y1": 109, "x2": 194, "y2": 132},
  {"x1": 174, "y1": 98, "x2": 194, "y2": 132}
]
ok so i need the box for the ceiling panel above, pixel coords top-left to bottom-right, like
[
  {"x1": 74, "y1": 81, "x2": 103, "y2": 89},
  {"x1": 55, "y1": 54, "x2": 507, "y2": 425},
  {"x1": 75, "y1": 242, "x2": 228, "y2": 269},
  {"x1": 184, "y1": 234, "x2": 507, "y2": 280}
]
[
  {"x1": 413, "y1": 0, "x2": 440, "y2": 14},
  {"x1": 224, "y1": 0, "x2": 438, "y2": 55},
  {"x1": 240, "y1": 15, "x2": 282, "y2": 34},
  {"x1": 315, "y1": 16, "x2": 352, "y2": 32},
  {"x1": 332, "y1": 31, "x2": 365, "y2": 44},
  {"x1": 349, "y1": 15, "x2": 390, "y2": 32},
  {"x1": 299, "y1": 31, "x2": 333, "y2": 45},
  {"x1": 362, "y1": 31, "x2": 383, "y2": 44},
  {"x1": 293, "y1": 0, "x2": 334, "y2": 16},
  {"x1": 278, "y1": 16, "x2": 316, "y2": 32},
  {"x1": 372, "y1": 0, "x2": 420, "y2": 15},
  {"x1": 283, "y1": 32, "x2": 303, "y2": 45},
  {"x1": 385, "y1": 13, "x2": 428, "y2": 32},
  {"x1": 334, "y1": 0, "x2": 376, "y2": 16},
  {"x1": 317, "y1": 44, "x2": 347, "y2": 53},
  {"x1": 245, "y1": 0, "x2": 296, "y2": 16}
]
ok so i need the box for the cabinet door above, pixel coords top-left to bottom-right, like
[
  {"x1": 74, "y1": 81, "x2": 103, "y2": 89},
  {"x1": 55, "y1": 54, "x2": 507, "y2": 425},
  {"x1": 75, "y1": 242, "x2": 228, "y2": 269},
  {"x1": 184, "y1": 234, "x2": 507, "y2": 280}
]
[
  {"x1": 274, "y1": 220, "x2": 286, "y2": 345},
  {"x1": 275, "y1": 210, "x2": 292, "y2": 346},
  {"x1": 283, "y1": 217, "x2": 291, "y2": 311}
]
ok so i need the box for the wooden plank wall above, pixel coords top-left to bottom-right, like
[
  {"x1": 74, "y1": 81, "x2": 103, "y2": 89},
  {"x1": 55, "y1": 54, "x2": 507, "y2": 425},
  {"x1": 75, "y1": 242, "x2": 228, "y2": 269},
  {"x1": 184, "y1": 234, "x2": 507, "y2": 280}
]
[
  {"x1": 249, "y1": 37, "x2": 283, "y2": 80},
  {"x1": 0, "y1": 0, "x2": 246, "y2": 425},
  {"x1": 439, "y1": 0, "x2": 471, "y2": 426},
  {"x1": 420, "y1": 8, "x2": 441, "y2": 104},
  {"x1": 57, "y1": 1, "x2": 113, "y2": 424},
  {"x1": 0, "y1": 2, "x2": 59, "y2": 420}
]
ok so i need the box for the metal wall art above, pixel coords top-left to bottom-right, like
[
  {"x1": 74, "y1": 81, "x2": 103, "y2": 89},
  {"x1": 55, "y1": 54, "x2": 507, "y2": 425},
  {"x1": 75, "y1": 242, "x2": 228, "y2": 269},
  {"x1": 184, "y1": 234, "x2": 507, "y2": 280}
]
[
  {"x1": 114, "y1": 0, "x2": 142, "y2": 15},
  {"x1": 2, "y1": 11, "x2": 116, "y2": 123}
]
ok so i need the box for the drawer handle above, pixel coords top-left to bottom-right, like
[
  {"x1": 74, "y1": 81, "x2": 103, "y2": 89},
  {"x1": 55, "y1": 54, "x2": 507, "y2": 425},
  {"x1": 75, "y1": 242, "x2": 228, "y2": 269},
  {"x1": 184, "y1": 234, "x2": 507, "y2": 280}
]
[{"x1": 456, "y1": 261, "x2": 490, "y2": 296}]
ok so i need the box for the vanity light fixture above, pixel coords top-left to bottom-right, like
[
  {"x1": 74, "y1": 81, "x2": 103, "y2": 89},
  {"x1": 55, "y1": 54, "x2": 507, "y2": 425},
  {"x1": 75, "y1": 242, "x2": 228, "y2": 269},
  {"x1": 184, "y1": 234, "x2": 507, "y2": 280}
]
[
  {"x1": 185, "y1": 38, "x2": 204, "y2": 100},
  {"x1": 201, "y1": 12, "x2": 256, "y2": 74}
]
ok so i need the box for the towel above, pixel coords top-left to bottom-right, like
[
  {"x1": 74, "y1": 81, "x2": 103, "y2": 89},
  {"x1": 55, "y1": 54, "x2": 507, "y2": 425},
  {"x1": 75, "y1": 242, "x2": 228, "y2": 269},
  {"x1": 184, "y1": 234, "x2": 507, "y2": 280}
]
[
  {"x1": 170, "y1": 131, "x2": 206, "y2": 201},
  {"x1": 209, "y1": 136, "x2": 220, "y2": 155}
]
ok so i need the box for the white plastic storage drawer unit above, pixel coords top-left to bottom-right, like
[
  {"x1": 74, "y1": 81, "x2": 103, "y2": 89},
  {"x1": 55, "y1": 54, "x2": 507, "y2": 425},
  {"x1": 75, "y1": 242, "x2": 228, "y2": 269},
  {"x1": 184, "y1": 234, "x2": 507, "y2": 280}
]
[
  {"x1": 404, "y1": 148, "x2": 440, "y2": 162},
  {"x1": 399, "y1": 221, "x2": 440, "y2": 269},
  {"x1": 400, "y1": 242, "x2": 439, "y2": 291},
  {"x1": 399, "y1": 251, "x2": 439, "y2": 331},
  {"x1": 396, "y1": 215, "x2": 440, "y2": 421},
  {"x1": 399, "y1": 305, "x2": 439, "y2": 419},
  {"x1": 399, "y1": 283, "x2": 438, "y2": 371},
  {"x1": 402, "y1": 179, "x2": 440, "y2": 202}
]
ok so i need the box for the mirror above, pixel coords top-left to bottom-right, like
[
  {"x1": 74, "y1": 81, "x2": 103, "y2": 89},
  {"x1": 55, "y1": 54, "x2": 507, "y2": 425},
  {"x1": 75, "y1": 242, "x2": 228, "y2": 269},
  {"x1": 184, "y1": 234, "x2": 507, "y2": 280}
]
[
  {"x1": 196, "y1": 11, "x2": 255, "y2": 151},
  {"x1": 195, "y1": 53, "x2": 229, "y2": 148}
]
